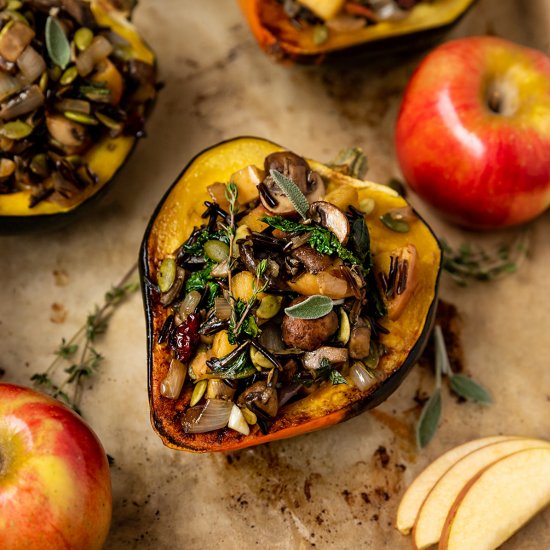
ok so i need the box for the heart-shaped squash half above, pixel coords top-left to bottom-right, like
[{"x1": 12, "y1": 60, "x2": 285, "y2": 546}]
[{"x1": 140, "y1": 137, "x2": 441, "y2": 452}]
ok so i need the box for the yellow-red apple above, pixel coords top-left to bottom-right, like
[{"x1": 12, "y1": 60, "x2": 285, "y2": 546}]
[
  {"x1": 396, "y1": 36, "x2": 550, "y2": 229},
  {"x1": 0, "y1": 383, "x2": 112, "y2": 549}
]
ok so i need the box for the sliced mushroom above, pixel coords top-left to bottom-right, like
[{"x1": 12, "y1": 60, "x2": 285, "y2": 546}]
[
  {"x1": 309, "y1": 201, "x2": 350, "y2": 245},
  {"x1": 291, "y1": 245, "x2": 332, "y2": 274},
  {"x1": 238, "y1": 381, "x2": 278, "y2": 418},
  {"x1": 302, "y1": 347, "x2": 349, "y2": 371},
  {"x1": 282, "y1": 297, "x2": 338, "y2": 351},
  {"x1": 46, "y1": 114, "x2": 89, "y2": 150},
  {"x1": 349, "y1": 321, "x2": 372, "y2": 360},
  {"x1": 258, "y1": 151, "x2": 326, "y2": 216},
  {"x1": 385, "y1": 244, "x2": 418, "y2": 321}
]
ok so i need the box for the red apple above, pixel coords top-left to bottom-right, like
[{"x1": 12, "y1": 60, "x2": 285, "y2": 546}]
[
  {"x1": 0, "y1": 383, "x2": 112, "y2": 549},
  {"x1": 395, "y1": 36, "x2": 550, "y2": 229}
]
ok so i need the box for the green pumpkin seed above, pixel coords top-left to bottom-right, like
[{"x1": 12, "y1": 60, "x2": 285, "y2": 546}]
[
  {"x1": 95, "y1": 111, "x2": 123, "y2": 131},
  {"x1": 313, "y1": 24, "x2": 328, "y2": 45},
  {"x1": 30, "y1": 153, "x2": 50, "y2": 177},
  {"x1": 7, "y1": 1, "x2": 22, "y2": 10},
  {"x1": 64, "y1": 155, "x2": 83, "y2": 168},
  {"x1": 59, "y1": 66, "x2": 78, "y2": 85},
  {"x1": 241, "y1": 406, "x2": 257, "y2": 425},
  {"x1": 74, "y1": 27, "x2": 93, "y2": 51},
  {"x1": 190, "y1": 379, "x2": 207, "y2": 406},
  {"x1": 204, "y1": 240, "x2": 230, "y2": 263},
  {"x1": 5, "y1": 9, "x2": 27, "y2": 23},
  {"x1": 63, "y1": 110, "x2": 98, "y2": 125},
  {"x1": 336, "y1": 308, "x2": 351, "y2": 345},
  {"x1": 48, "y1": 65, "x2": 62, "y2": 82},
  {"x1": 0, "y1": 120, "x2": 33, "y2": 140},
  {"x1": 157, "y1": 257, "x2": 176, "y2": 293},
  {"x1": 39, "y1": 71, "x2": 48, "y2": 91},
  {"x1": 380, "y1": 212, "x2": 410, "y2": 233}
]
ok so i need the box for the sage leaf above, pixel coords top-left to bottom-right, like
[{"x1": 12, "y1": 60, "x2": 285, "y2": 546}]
[
  {"x1": 450, "y1": 374, "x2": 492, "y2": 404},
  {"x1": 45, "y1": 16, "x2": 71, "y2": 69},
  {"x1": 416, "y1": 389, "x2": 442, "y2": 448},
  {"x1": 284, "y1": 295, "x2": 333, "y2": 319},
  {"x1": 270, "y1": 169, "x2": 310, "y2": 220}
]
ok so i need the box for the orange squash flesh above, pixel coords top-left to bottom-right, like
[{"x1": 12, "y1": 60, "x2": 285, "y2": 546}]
[
  {"x1": 239, "y1": 0, "x2": 477, "y2": 63},
  {"x1": 140, "y1": 137, "x2": 441, "y2": 452}
]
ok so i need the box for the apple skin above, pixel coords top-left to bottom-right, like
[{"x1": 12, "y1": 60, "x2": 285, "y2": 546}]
[
  {"x1": 395, "y1": 36, "x2": 550, "y2": 229},
  {"x1": 0, "y1": 383, "x2": 112, "y2": 550}
]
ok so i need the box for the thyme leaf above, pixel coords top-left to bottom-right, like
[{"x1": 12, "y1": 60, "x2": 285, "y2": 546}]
[
  {"x1": 270, "y1": 169, "x2": 310, "y2": 219},
  {"x1": 31, "y1": 264, "x2": 139, "y2": 415},
  {"x1": 329, "y1": 369, "x2": 348, "y2": 385},
  {"x1": 441, "y1": 231, "x2": 529, "y2": 286}
]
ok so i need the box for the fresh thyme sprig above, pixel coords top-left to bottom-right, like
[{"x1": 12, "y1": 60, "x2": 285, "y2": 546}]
[
  {"x1": 231, "y1": 259, "x2": 269, "y2": 337},
  {"x1": 31, "y1": 263, "x2": 139, "y2": 415},
  {"x1": 441, "y1": 230, "x2": 529, "y2": 286},
  {"x1": 224, "y1": 181, "x2": 239, "y2": 329},
  {"x1": 416, "y1": 325, "x2": 492, "y2": 448}
]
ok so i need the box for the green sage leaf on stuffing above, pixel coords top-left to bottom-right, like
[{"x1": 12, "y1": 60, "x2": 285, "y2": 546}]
[
  {"x1": 284, "y1": 295, "x2": 334, "y2": 319},
  {"x1": 45, "y1": 16, "x2": 71, "y2": 69},
  {"x1": 270, "y1": 169, "x2": 310, "y2": 219}
]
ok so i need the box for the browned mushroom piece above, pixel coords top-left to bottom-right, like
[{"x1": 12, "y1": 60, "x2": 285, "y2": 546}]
[
  {"x1": 282, "y1": 297, "x2": 338, "y2": 351},
  {"x1": 291, "y1": 245, "x2": 332, "y2": 274},
  {"x1": 302, "y1": 347, "x2": 349, "y2": 371},
  {"x1": 46, "y1": 115, "x2": 89, "y2": 152},
  {"x1": 258, "y1": 151, "x2": 326, "y2": 215},
  {"x1": 238, "y1": 381, "x2": 278, "y2": 418},
  {"x1": 309, "y1": 201, "x2": 350, "y2": 244},
  {"x1": 386, "y1": 244, "x2": 418, "y2": 321},
  {"x1": 349, "y1": 321, "x2": 372, "y2": 360}
]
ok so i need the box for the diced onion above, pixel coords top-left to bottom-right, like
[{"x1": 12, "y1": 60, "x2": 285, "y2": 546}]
[
  {"x1": 76, "y1": 35, "x2": 113, "y2": 77},
  {"x1": 228, "y1": 404, "x2": 250, "y2": 436},
  {"x1": 350, "y1": 362, "x2": 377, "y2": 392},
  {"x1": 0, "y1": 85, "x2": 44, "y2": 120},
  {"x1": 214, "y1": 296, "x2": 231, "y2": 320},
  {"x1": 182, "y1": 399, "x2": 232, "y2": 434},
  {"x1": 17, "y1": 46, "x2": 46, "y2": 83},
  {"x1": 0, "y1": 72, "x2": 23, "y2": 101},
  {"x1": 179, "y1": 290, "x2": 201, "y2": 318},
  {"x1": 160, "y1": 359, "x2": 186, "y2": 399}
]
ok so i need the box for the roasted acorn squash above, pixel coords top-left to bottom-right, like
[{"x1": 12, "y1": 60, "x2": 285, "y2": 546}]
[
  {"x1": 239, "y1": 0, "x2": 477, "y2": 63},
  {"x1": 140, "y1": 137, "x2": 441, "y2": 452},
  {"x1": 0, "y1": 0, "x2": 156, "y2": 234}
]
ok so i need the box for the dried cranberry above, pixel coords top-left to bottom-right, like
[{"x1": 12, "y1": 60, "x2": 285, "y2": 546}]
[{"x1": 171, "y1": 313, "x2": 201, "y2": 363}]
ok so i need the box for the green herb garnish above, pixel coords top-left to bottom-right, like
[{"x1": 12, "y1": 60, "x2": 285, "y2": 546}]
[
  {"x1": 185, "y1": 263, "x2": 213, "y2": 294},
  {"x1": 284, "y1": 295, "x2": 334, "y2": 320},
  {"x1": 441, "y1": 231, "x2": 529, "y2": 286},
  {"x1": 31, "y1": 264, "x2": 139, "y2": 415},
  {"x1": 416, "y1": 325, "x2": 492, "y2": 448},
  {"x1": 262, "y1": 216, "x2": 360, "y2": 265},
  {"x1": 270, "y1": 169, "x2": 310, "y2": 219},
  {"x1": 45, "y1": 16, "x2": 71, "y2": 69},
  {"x1": 329, "y1": 369, "x2": 348, "y2": 385}
]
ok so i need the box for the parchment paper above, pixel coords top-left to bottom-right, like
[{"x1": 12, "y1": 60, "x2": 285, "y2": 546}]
[{"x1": 0, "y1": 1, "x2": 548, "y2": 548}]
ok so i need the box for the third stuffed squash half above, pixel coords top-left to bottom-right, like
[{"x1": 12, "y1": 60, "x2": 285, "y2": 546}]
[
  {"x1": 239, "y1": 0, "x2": 477, "y2": 63},
  {"x1": 140, "y1": 137, "x2": 441, "y2": 452}
]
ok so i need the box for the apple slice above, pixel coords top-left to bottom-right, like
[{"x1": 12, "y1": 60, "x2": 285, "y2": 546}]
[
  {"x1": 440, "y1": 447, "x2": 550, "y2": 550},
  {"x1": 396, "y1": 435, "x2": 515, "y2": 534},
  {"x1": 412, "y1": 438, "x2": 550, "y2": 549}
]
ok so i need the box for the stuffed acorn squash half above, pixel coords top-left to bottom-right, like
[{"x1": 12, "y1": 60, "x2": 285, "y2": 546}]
[
  {"x1": 239, "y1": 0, "x2": 477, "y2": 63},
  {"x1": 140, "y1": 137, "x2": 441, "y2": 452},
  {"x1": 0, "y1": 0, "x2": 156, "y2": 233}
]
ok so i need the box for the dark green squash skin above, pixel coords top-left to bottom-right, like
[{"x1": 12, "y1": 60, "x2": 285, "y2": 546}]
[{"x1": 139, "y1": 137, "x2": 442, "y2": 452}]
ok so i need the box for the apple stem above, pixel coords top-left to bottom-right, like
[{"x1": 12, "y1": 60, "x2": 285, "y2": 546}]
[{"x1": 488, "y1": 89, "x2": 502, "y2": 114}]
